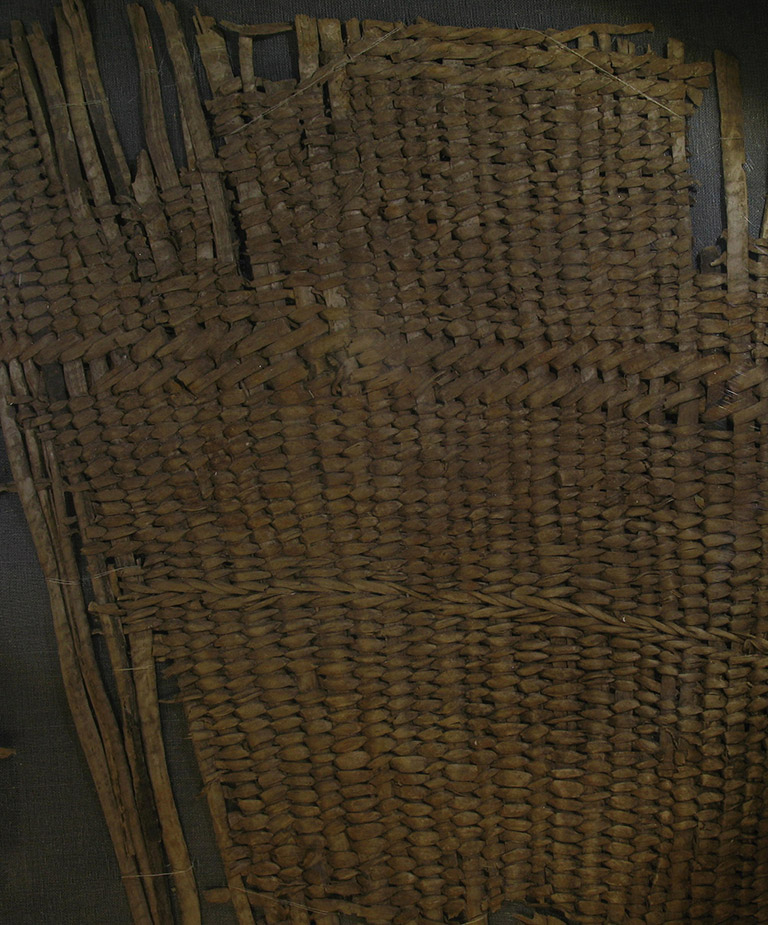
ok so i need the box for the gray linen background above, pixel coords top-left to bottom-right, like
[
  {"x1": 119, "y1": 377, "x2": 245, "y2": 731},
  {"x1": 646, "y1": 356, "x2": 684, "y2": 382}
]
[{"x1": 1, "y1": 0, "x2": 767, "y2": 921}]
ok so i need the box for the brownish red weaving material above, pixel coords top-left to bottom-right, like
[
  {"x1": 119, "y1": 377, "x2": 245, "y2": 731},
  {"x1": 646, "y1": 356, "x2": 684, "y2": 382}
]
[{"x1": 2, "y1": 4, "x2": 767, "y2": 924}]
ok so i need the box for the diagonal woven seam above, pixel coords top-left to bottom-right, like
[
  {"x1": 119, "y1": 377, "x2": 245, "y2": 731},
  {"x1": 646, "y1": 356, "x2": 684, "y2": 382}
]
[
  {"x1": 535, "y1": 29, "x2": 684, "y2": 117},
  {"x1": 122, "y1": 576, "x2": 768, "y2": 657}
]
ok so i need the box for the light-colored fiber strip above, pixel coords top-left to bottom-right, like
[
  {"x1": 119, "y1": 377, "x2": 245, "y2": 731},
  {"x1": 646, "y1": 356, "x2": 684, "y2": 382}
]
[{"x1": 715, "y1": 50, "x2": 750, "y2": 298}]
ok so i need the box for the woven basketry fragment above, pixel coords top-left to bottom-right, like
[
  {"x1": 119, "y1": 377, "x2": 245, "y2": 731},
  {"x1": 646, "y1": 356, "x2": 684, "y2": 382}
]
[{"x1": 2, "y1": 5, "x2": 768, "y2": 924}]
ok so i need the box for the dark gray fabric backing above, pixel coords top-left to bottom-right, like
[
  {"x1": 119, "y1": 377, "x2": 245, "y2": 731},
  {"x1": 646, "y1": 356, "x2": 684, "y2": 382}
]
[{"x1": 1, "y1": 1, "x2": 767, "y2": 922}]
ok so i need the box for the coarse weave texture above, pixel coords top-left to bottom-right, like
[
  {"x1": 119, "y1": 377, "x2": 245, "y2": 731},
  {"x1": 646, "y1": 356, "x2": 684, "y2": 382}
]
[{"x1": 2, "y1": 4, "x2": 768, "y2": 924}]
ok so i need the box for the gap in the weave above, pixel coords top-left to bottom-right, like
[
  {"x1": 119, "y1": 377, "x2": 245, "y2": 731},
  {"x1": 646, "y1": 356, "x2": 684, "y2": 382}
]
[
  {"x1": 156, "y1": 671, "x2": 242, "y2": 925},
  {"x1": 222, "y1": 26, "x2": 300, "y2": 88}
]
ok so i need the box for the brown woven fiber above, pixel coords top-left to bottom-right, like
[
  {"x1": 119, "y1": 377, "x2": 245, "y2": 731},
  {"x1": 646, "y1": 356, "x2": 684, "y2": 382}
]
[{"x1": 2, "y1": 4, "x2": 768, "y2": 923}]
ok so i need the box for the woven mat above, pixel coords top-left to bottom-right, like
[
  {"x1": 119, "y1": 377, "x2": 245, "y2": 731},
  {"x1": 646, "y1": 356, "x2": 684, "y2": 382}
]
[{"x1": 2, "y1": 4, "x2": 767, "y2": 924}]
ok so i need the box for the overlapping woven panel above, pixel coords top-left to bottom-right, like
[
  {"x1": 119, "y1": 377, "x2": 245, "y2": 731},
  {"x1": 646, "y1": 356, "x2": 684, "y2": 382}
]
[{"x1": 3, "y1": 5, "x2": 768, "y2": 924}]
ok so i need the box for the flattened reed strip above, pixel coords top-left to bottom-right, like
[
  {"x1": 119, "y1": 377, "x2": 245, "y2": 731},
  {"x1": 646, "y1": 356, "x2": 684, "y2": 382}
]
[
  {"x1": 219, "y1": 21, "x2": 293, "y2": 37},
  {"x1": 716, "y1": 50, "x2": 750, "y2": 300},
  {"x1": 154, "y1": 0, "x2": 235, "y2": 264},
  {"x1": 60, "y1": 0, "x2": 132, "y2": 197},
  {"x1": 126, "y1": 4, "x2": 180, "y2": 192}
]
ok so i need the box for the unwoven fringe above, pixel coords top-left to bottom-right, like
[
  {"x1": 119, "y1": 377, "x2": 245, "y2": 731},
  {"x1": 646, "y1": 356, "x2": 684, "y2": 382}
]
[{"x1": 2, "y1": 3, "x2": 768, "y2": 924}]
